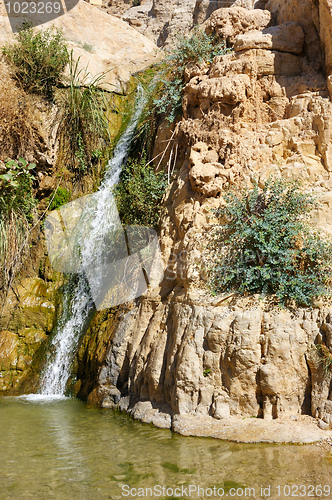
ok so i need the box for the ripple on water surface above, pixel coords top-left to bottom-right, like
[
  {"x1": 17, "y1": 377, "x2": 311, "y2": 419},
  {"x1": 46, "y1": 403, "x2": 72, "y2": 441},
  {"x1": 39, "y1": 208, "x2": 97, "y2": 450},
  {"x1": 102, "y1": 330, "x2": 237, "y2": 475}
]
[{"x1": 1, "y1": 397, "x2": 332, "y2": 500}]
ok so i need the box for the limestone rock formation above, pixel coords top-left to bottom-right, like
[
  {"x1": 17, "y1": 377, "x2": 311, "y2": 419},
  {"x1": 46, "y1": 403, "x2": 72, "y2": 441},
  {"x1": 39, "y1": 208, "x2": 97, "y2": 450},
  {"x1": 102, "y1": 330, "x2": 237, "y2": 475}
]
[
  {"x1": 121, "y1": 0, "x2": 259, "y2": 46},
  {"x1": 73, "y1": 0, "x2": 332, "y2": 442},
  {"x1": 234, "y1": 23, "x2": 305, "y2": 55},
  {"x1": 204, "y1": 7, "x2": 271, "y2": 45}
]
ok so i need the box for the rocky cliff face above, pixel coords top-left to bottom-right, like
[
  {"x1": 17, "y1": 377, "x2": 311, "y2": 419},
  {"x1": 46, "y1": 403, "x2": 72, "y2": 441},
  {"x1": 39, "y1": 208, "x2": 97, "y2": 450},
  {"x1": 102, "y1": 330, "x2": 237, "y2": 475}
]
[
  {"x1": 121, "y1": 0, "x2": 258, "y2": 46},
  {"x1": 75, "y1": 0, "x2": 332, "y2": 439}
]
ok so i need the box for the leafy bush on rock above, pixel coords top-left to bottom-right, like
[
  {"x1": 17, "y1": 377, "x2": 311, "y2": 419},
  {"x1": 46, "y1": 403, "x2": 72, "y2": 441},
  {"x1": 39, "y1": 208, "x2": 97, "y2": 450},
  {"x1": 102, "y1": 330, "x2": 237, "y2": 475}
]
[
  {"x1": 210, "y1": 178, "x2": 332, "y2": 306},
  {"x1": 114, "y1": 155, "x2": 167, "y2": 229},
  {"x1": 154, "y1": 27, "x2": 230, "y2": 122}
]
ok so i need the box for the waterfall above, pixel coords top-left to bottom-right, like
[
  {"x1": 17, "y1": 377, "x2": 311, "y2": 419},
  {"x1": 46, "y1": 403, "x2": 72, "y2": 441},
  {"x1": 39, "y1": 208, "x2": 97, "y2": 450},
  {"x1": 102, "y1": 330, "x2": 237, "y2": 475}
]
[{"x1": 38, "y1": 87, "x2": 146, "y2": 397}]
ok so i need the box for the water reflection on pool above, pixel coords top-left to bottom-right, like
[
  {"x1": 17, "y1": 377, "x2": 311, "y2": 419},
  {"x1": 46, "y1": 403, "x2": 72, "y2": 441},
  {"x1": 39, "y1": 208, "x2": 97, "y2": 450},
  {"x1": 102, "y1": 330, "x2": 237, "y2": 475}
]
[{"x1": 1, "y1": 397, "x2": 331, "y2": 499}]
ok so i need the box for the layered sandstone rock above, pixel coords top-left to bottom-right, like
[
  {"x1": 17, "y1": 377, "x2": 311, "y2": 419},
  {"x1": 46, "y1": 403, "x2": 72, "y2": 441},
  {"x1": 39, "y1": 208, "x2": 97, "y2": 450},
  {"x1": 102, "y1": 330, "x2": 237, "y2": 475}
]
[{"x1": 76, "y1": 294, "x2": 332, "y2": 443}]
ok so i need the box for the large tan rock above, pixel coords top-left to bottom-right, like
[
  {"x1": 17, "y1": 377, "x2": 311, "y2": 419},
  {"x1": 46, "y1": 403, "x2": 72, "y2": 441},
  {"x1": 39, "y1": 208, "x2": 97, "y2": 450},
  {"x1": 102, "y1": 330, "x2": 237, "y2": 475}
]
[
  {"x1": 205, "y1": 7, "x2": 271, "y2": 45},
  {"x1": 265, "y1": 0, "x2": 322, "y2": 66},
  {"x1": 243, "y1": 49, "x2": 303, "y2": 76},
  {"x1": 189, "y1": 142, "x2": 225, "y2": 196},
  {"x1": 0, "y1": 1, "x2": 159, "y2": 90},
  {"x1": 234, "y1": 22, "x2": 304, "y2": 55}
]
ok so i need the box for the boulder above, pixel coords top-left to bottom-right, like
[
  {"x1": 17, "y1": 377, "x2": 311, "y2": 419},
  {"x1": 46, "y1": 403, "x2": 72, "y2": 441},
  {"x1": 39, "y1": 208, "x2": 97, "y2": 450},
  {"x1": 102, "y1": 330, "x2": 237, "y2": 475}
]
[
  {"x1": 234, "y1": 22, "x2": 304, "y2": 55},
  {"x1": 0, "y1": 331, "x2": 19, "y2": 371},
  {"x1": 265, "y1": 0, "x2": 322, "y2": 66},
  {"x1": 237, "y1": 49, "x2": 302, "y2": 76},
  {"x1": 204, "y1": 7, "x2": 271, "y2": 45}
]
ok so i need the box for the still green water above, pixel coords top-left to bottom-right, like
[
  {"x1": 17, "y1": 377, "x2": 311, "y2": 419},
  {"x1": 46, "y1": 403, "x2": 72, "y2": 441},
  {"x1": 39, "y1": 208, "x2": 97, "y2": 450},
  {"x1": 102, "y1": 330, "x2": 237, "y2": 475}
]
[{"x1": 1, "y1": 397, "x2": 332, "y2": 500}]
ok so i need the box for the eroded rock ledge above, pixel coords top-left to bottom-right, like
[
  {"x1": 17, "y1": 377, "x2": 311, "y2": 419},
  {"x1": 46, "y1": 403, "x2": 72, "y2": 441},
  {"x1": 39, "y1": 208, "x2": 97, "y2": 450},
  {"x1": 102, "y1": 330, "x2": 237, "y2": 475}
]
[{"x1": 75, "y1": 294, "x2": 332, "y2": 443}]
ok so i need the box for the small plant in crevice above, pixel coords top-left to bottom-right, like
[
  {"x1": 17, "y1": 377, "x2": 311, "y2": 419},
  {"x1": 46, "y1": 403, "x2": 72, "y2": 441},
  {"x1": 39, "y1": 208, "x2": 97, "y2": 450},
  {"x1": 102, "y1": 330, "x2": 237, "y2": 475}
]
[
  {"x1": 2, "y1": 22, "x2": 69, "y2": 98},
  {"x1": 0, "y1": 158, "x2": 37, "y2": 295},
  {"x1": 209, "y1": 177, "x2": 332, "y2": 307},
  {"x1": 53, "y1": 53, "x2": 112, "y2": 174},
  {"x1": 153, "y1": 27, "x2": 231, "y2": 123},
  {"x1": 114, "y1": 155, "x2": 167, "y2": 229},
  {"x1": 47, "y1": 187, "x2": 71, "y2": 211},
  {"x1": 315, "y1": 343, "x2": 332, "y2": 376}
]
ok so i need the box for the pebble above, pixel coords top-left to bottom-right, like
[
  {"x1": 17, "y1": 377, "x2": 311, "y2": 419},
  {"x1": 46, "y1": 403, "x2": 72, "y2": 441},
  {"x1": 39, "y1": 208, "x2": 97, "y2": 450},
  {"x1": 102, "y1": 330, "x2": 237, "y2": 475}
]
[{"x1": 318, "y1": 420, "x2": 330, "y2": 430}]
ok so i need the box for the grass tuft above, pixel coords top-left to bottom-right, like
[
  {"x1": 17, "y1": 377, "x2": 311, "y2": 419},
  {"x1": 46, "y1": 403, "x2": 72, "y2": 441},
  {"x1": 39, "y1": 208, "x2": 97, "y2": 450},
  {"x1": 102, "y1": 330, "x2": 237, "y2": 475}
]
[{"x1": 53, "y1": 53, "x2": 113, "y2": 173}]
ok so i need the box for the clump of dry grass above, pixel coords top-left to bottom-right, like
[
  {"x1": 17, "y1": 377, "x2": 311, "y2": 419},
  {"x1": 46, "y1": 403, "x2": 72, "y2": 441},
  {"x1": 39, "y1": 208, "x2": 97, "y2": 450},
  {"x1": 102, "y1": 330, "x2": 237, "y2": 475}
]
[
  {"x1": 0, "y1": 64, "x2": 40, "y2": 302},
  {"x1": 315, "y1": 343, "x2": 332, "y2": 376},
  {"x1": 0, "y1": 158, "x2": 37, "y2": 299},
  {"x1": 0, "y1": 64, "x2": 40, "y2": 160}
]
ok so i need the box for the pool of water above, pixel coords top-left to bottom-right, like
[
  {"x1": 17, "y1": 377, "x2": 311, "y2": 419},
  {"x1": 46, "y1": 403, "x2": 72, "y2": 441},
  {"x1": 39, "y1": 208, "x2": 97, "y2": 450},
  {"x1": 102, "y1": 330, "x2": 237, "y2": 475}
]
[{"x1": 1, "y1": 397, "x2": 332, "y2": 500}]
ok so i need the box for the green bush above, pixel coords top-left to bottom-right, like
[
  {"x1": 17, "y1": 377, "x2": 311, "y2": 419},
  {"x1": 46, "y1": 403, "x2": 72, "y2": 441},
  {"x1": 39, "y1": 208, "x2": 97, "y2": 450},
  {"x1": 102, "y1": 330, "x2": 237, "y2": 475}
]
[
  {"x1": 154, "y1": 27, "x2": 230, "y2": 122},
  {"x1": 210, "y1": 178, "x2": 332, "y2": 306},
  {"x1": 0, "y1": 158, "x2": 37, "y2": 293},
  {"x1": 114, "y1": 155, "x2": 167, "y2": 228},
  {"x1": 3, "y1": 22, "x2": 69, "y2": 98},
  {"x1": 48, "y1": 187, "x2": 71, "y2": 211},
  {"x1": 54, "y1": 54, "x2": 111, "y2": 172}
]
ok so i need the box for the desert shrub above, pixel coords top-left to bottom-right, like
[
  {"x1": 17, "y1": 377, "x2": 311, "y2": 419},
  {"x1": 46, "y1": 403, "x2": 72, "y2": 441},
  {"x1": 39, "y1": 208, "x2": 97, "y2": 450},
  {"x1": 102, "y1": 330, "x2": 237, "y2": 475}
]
[
  {"x1": 48, "y1": 187, "x2": 71, "y2": 211},
  {"x1": 154, "y1": 27, "x2": 230, "y2": 122},
  {"x1": 54, "y1": 54, "x2": 111, "y2": 172},
  {"x1": 114, "y1": 155, "x2": 167, "y2": 228},
  {"x1": 0, "y1": 158, "x2": 37, "y2": 293},
  {"x1": 3, "y1": 22, "x2": 69, "y2": 98},
  {"x1": 210, "y1": 178, "x2": 332, "y2": 306}
]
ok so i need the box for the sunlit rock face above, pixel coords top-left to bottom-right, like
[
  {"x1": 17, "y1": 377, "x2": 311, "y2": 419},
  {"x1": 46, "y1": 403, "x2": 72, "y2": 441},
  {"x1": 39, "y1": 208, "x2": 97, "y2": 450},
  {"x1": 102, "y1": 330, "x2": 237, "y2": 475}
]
[
  {"x1": 0, "y1": 0, "x2": 159, "y2": 90},
  {"x1": 73, "y1": 0, "x2": 332, "y2": 438},
  {"x1": 121, "y1": 0, "x2": 258, "y2": 46}
]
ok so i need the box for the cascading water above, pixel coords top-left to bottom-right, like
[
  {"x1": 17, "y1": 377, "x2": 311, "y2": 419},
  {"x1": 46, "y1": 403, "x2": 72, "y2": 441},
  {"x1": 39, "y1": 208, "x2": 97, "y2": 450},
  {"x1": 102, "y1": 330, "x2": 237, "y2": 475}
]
[{"x1": 38, "y1": 88, "x2": 146, "y2": 396}]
